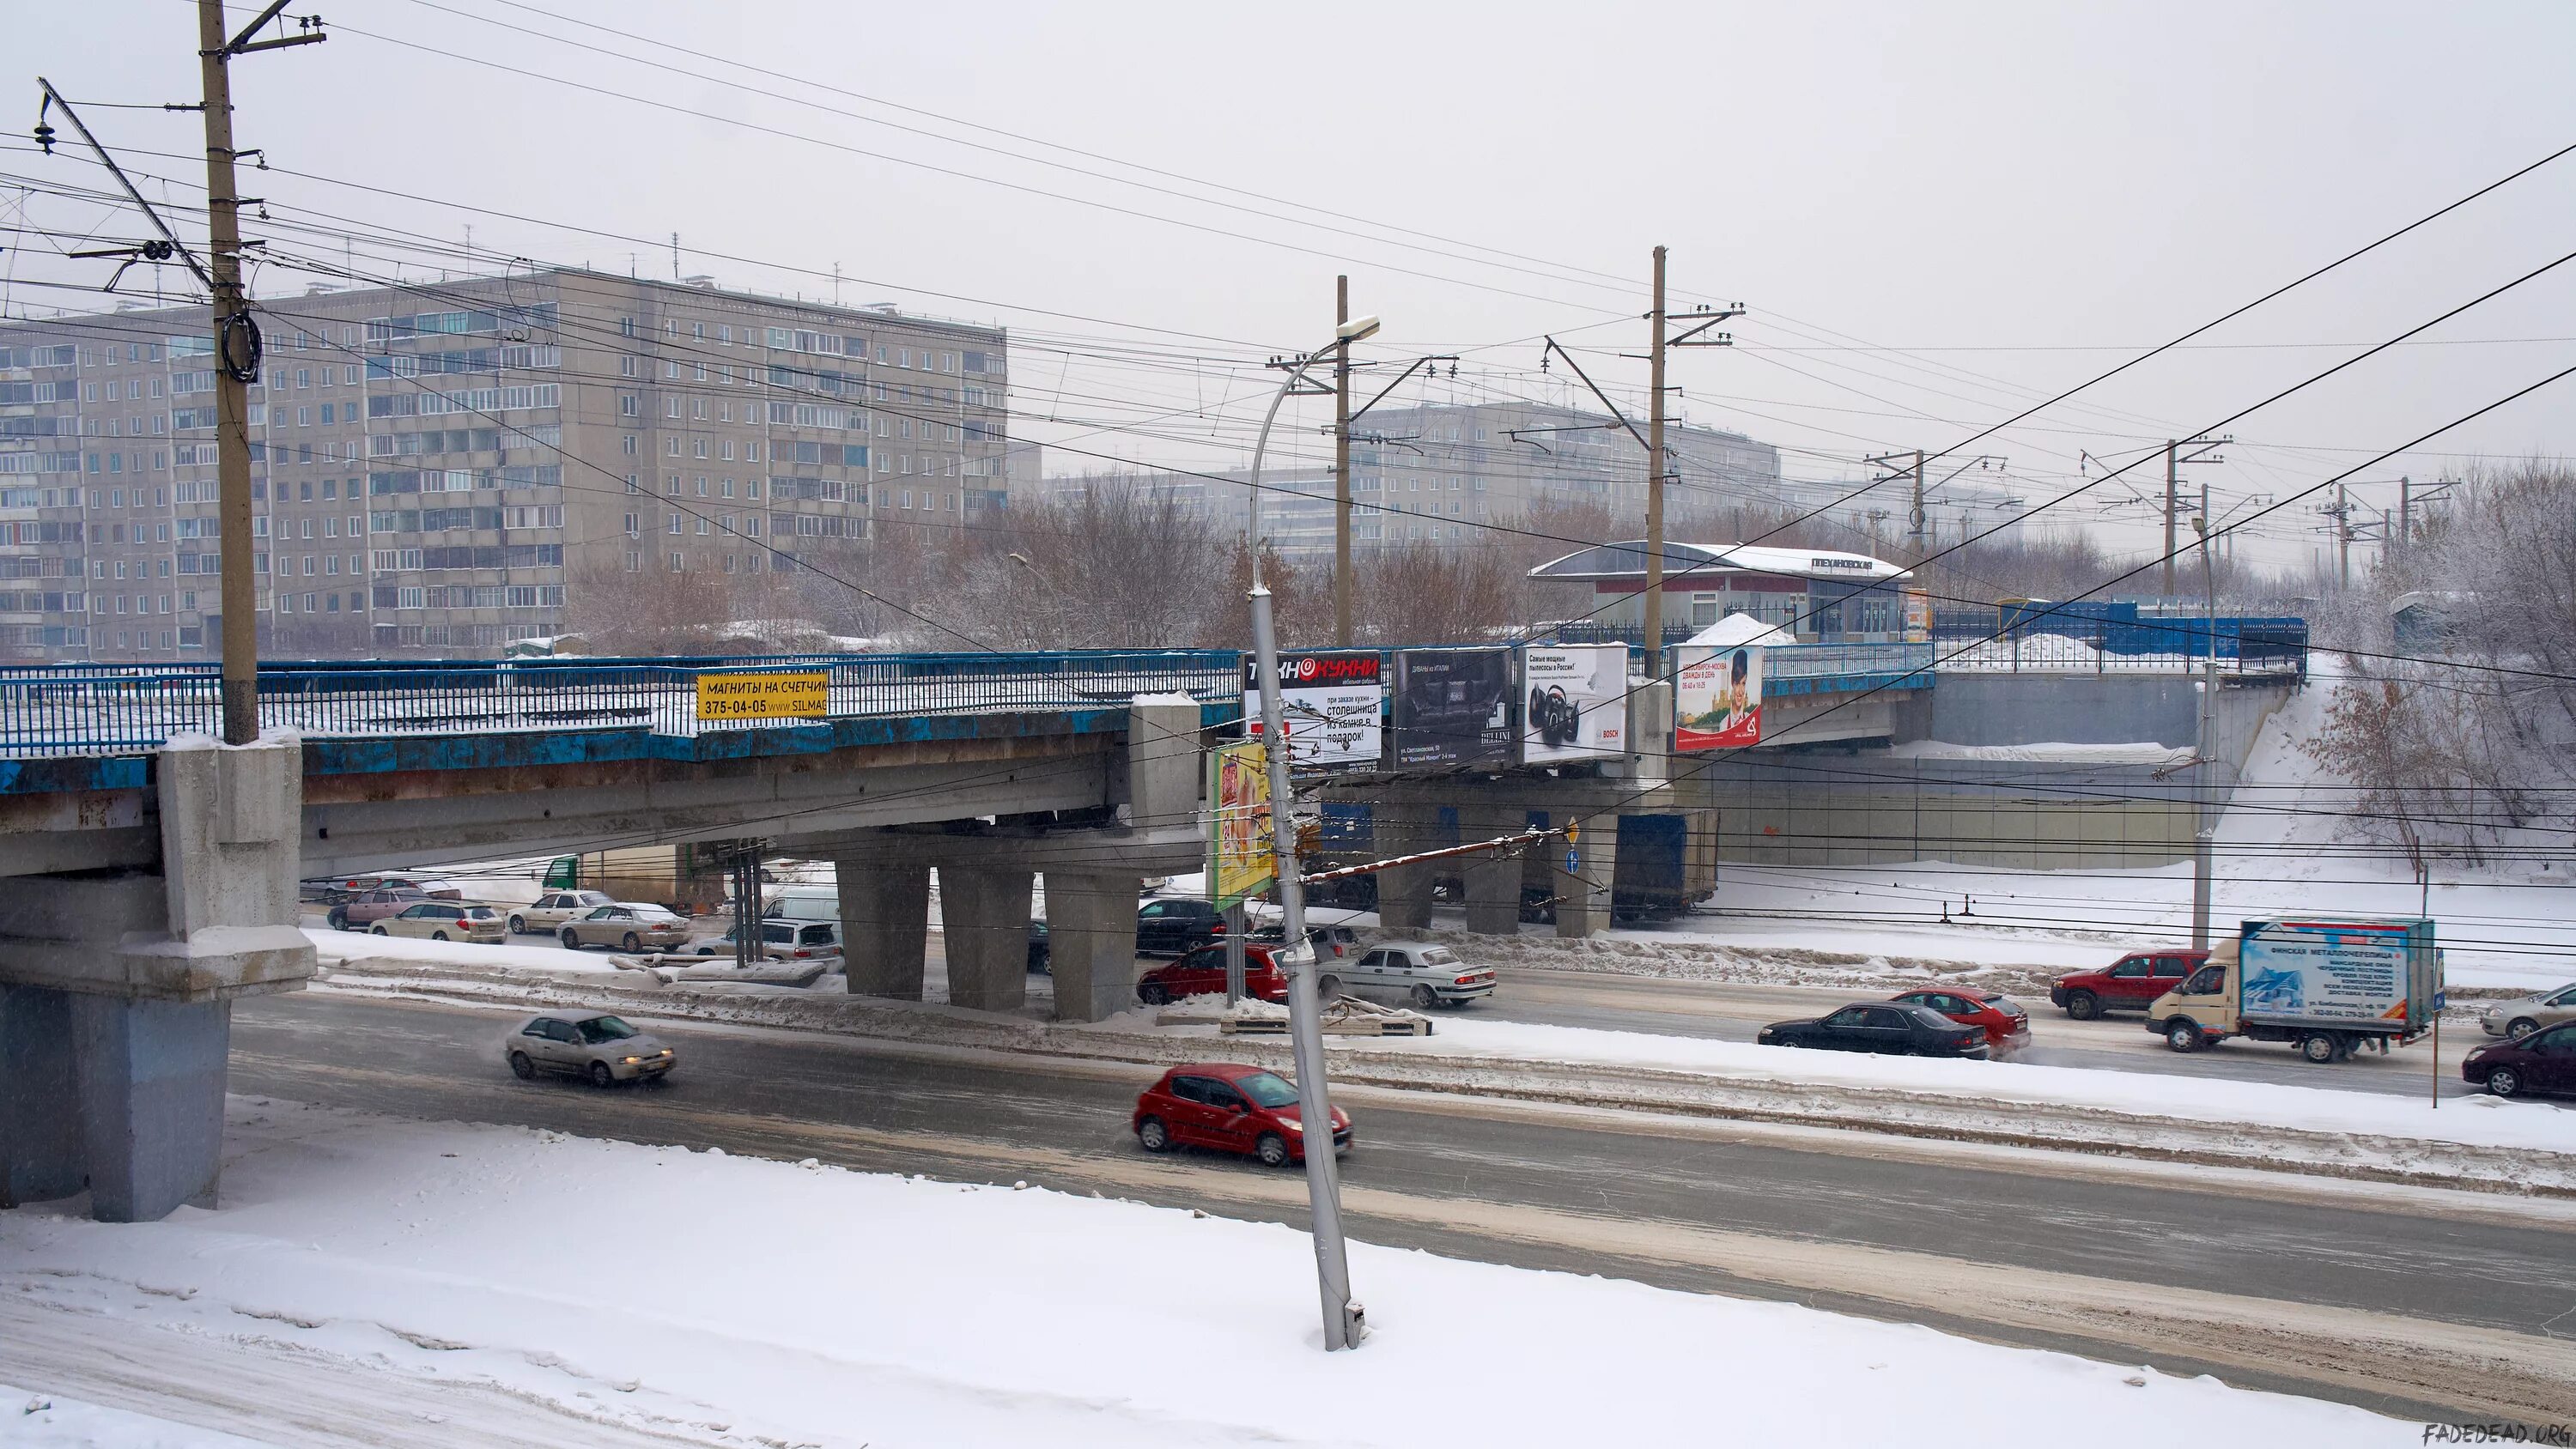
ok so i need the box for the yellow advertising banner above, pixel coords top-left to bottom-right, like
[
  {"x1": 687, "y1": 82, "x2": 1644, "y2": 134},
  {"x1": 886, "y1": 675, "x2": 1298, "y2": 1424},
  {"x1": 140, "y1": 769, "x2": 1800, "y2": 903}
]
[
  {"x1": 695, "y1": 670, "x2": 829, "y2": 722},
  {"x1": 1209, "y1": 738, "x2": 1276, "y2": 908}
]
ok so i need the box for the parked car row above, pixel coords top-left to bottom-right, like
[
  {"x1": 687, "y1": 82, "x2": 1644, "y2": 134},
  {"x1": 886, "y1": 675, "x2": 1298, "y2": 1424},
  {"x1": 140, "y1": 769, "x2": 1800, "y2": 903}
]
[{"x1": 2464, "y1": 981, "x2": 2576, "y2": 1099}]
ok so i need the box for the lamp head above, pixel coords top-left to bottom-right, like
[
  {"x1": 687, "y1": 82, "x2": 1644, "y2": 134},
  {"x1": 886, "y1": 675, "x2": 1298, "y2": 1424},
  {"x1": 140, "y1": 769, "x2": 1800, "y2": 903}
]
[{"x1": 1336, "y1": 314, "x2": 1382, "y2": 343}]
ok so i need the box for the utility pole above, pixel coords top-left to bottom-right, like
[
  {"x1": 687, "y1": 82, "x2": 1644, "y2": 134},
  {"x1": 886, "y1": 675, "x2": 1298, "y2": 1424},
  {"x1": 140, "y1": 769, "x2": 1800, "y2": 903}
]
[
  {"x1": 2336, "y1": 482, "x2": 2352, "y2": 591},
  {"x1": 2162, "y1": 435, "x2": 2227, "y2": 599},
  {"x1": 2162, "y1": 441, "x2": 2178, "y2": 599},
  {"x1": 2397, "y1": 475, "x2": 2410, "y2": 555},
  {"x1": 1643, "y1": 245, "x2": 1670, "y2": 682},
  {"x1": 1540, "y1": 260, "x2": 1732, "y2": 676},
  {"x1": 1910, "y1": 449, "x2": 1927, "y2": 560},
  {"x1": 196, "y1": 1, "x2": 325, "y2": 743},
  {"x1": 1333, "y1": 276, "x2": 1354, "y2": 646}
]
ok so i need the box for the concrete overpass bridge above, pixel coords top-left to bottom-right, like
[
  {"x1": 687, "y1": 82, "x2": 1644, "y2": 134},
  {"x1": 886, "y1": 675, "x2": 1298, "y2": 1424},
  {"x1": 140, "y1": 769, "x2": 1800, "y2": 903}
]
[
  {"x1": 0, "y1": 649, "x2": 1231, "y2": 1222},
  {"x1": 0, "y1": 641, "x2": 1941, "y2": 1223}
]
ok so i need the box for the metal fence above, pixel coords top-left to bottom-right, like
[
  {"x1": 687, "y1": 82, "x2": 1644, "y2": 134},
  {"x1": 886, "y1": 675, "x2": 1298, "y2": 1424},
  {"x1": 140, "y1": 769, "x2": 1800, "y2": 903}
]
[
  {"x1": 0, "y1": 649, "x2": 1242, "y2": 759},
  {"x1": 1931, "y1": 614, "x2": 2308, "y2": 680}
]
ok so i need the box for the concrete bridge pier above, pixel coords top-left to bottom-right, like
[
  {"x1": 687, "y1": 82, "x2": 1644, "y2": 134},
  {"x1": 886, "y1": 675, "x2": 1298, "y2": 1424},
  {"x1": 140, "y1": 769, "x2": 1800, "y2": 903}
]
[
  {"x1": 1552, "y1": 820, "x2": 1614, "y2": 938},
  {"x1": 833, "y1": 860, "x2": 931, "y2": 1002},
  {"x1": 812, "y1": 695, "x2": 1205, "y2": 1023},
  {"x1": 1374, "y1": 802, "x2": 1439, "y2": 932},
  {"x1": 1461, "y1": 808, "x2": 1524, "y2": 936},
  {"x1": 941, "y1": 866, "x2": 1034, "y2": 1014},
  {"x1": 1042, "y1": 870, "x2": 1145, "y2": 1022},
  {"x1": 0, "y1": 737, "x2": 314, "y2": 1222}
]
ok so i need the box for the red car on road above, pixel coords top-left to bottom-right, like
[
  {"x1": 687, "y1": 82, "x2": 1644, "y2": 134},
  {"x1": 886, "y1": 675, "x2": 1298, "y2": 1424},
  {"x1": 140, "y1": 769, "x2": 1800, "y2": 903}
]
[
  {"x1": 1133, "y1": 1062, "x2": 1352, "y2": 1166},
  {"x1": 1137, "y1": 943, "x2": 1289, "y2": 1006},
  {"x1": 1892, "y1": 987, "x2": 2031, "y2": 1055},
  {"x1": 2049, "y1": 949, "x2": 2208, "y2": 1020}
]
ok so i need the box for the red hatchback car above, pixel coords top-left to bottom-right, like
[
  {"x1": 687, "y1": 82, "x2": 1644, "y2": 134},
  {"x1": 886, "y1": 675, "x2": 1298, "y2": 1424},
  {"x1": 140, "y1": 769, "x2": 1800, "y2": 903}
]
[
  {"x1": 1133, "y1": 1063, "x2": 1352, "y2": 1166},
  {"x1": 1137, "y1": 943, "x2": 1289, "y2": 1006},
  {"x1": 1892, "y1": 987, "x2": 2032, "y2": 1056}
]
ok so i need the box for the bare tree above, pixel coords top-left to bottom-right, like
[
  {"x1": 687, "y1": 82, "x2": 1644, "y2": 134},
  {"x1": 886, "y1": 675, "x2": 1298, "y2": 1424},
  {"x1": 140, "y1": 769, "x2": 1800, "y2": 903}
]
[{"x1": 2301, "y1": 460, "x2": 2576, "y2": 861}]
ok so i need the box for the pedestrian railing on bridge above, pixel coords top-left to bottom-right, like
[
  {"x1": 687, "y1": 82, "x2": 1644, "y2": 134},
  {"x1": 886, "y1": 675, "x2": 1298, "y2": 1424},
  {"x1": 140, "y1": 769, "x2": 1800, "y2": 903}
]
[
  {"x1": 0, "y1": 650, "x2": 1242, "y2": 760},
  {"x1": 1930, "y1": 612, "x2": 2308, "y2": 682}
]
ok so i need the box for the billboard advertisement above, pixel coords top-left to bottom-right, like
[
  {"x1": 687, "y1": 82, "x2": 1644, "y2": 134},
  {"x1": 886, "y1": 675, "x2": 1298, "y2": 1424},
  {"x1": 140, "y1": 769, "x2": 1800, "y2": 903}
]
[
  {"x1": 2236, "y1": 917, "x2": 2436, "y2": 1028},
  {"x1": 1207, "y1": 739, "x2": 1275, "y2": 908},
  {"x1": 1521, "y1": 645, "x2": 1628, "y2": 763},
  {"x1": 1902, "y1": 586, "x2": 1932, "y2": 643},
  {"x1": 1675, "y1": 644, "x2": 1763, "y2": 751},
  {"x1": 1242, "y1": 650, "x2": 1382, "y2": 768},
  {"x1": 1390, "y1": 647, "x2": 1516, "y2": 767}
]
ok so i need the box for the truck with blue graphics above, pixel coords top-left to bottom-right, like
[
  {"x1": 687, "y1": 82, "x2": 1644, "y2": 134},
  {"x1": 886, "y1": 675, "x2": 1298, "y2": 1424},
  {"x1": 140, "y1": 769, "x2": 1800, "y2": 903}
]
[{"x1": 2146, "y1": 916, "x2": 2441, "y2": 1064}]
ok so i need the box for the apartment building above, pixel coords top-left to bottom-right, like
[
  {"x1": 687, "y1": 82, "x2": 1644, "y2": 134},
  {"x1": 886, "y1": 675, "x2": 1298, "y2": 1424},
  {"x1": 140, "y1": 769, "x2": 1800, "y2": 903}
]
[
  {"x1": 1038, "y1": 399, "x2": 1781, "y2": 556},
  {"x1": 0, "y1": 268, "x2": 1010, "y2": 661}
]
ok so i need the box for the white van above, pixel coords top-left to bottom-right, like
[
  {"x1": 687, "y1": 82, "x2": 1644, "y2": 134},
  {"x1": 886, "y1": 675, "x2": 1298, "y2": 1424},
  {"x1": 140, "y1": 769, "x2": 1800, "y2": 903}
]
[{"x1": 762, "y1": 885, "x2": 840, "y2": 923}]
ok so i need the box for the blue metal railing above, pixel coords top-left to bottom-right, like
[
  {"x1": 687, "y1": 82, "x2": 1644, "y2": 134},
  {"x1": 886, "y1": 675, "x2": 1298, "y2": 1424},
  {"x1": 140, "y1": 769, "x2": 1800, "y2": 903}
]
[
  {"x1": 0, "y1": 640, "x2": 1950, "y2": 761},
  {"x1": 0, "y1": 650, "x2": 1242, "y2": 759}
]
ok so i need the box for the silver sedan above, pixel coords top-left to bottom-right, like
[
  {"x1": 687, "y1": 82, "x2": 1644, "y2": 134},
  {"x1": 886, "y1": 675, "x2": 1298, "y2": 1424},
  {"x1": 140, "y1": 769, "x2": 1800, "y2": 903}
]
[
  {"x1": 2482, "y1": 981, "x2": 2576, "y2": 1039},
  {"x1": 504, "y1": 1010, "x2": 676, "y2": 1086}
]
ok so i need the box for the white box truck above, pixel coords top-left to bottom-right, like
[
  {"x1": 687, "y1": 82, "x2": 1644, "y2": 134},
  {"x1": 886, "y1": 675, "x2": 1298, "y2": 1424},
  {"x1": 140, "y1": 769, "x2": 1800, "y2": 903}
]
[{"x1": 2147, "y1": 916, "x2": 2441, "y2": 1064}]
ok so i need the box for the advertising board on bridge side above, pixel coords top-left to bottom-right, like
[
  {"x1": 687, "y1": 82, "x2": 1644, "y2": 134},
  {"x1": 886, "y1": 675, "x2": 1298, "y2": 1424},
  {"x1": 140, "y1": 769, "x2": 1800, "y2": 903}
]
[{"x1": 1243, "y1": 651, "x2": 1382, "y2": 768}]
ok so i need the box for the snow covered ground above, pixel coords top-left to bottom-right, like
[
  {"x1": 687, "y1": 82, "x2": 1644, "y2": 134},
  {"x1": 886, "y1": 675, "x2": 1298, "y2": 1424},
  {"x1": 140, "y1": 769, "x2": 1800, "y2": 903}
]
[
  {"x1": 0, "y1": 1100, "x2": 2427, "y2": 1448},
  {"x1": 0, "y1": 1388, "x2": 282, "y2": 1448}
]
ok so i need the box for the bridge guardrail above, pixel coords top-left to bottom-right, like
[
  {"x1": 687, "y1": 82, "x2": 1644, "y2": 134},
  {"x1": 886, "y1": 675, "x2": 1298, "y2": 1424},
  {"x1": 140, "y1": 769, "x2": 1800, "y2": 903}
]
[{"x1": 0, "y1": 650, "x2": 1242, "y2": 759}]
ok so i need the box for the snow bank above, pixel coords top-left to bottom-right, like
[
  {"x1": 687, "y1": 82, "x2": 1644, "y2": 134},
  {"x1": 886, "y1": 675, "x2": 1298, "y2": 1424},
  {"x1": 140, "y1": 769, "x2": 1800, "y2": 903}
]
[
  {"x1": 305, "y1": 927, "x2": 641, "y2": 976},
  {"x1": 0, "y1": 1102, "x2": 2415, "y2": 1448},
  {"x1": 0, "y1": 1386, "x2": 281, "y2": 1448},
  {"x1": 1382, "y1": 1016, "x2": 2575, "y2": 1157}
]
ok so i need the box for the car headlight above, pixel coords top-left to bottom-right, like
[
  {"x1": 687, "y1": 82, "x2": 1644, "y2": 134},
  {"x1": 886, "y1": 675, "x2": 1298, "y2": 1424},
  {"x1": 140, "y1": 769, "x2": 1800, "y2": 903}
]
[
  {"x1": 1280, "y1": 1119, "x2": 1303, "y2": 1132},
  {"x1": 622, "y1": 1055, "x2": 641, "y2": 1064}
]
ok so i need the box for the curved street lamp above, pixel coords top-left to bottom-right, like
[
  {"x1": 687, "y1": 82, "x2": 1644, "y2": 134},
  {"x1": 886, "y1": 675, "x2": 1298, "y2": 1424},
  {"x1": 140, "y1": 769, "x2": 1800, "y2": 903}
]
[{"x1": 1243, "y1": 313, "x2": 1376, "y2": 1353}]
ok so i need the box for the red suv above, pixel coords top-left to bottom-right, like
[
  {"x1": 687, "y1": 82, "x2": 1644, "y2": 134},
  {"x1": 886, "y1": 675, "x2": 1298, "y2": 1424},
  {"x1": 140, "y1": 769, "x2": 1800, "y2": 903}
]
[
  {"x1": 1133, "y1": 1062, "x2": 1352, "y2": 1167},
  {"x1": 2050, "y1": 949, "x2": 2207, "y2": 1020},
  {"x1": 1138, "y1": 943, "x2": 1289, "y2": 1005}
]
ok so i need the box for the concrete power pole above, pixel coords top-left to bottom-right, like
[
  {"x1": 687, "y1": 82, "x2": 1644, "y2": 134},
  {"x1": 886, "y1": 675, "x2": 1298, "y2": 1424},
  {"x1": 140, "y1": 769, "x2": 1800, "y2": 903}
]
[
  {"x1": 2397, "y1": 475, "x2": 2410, "y2": 556},
  {"x1": 1643, "y1": 246, "x2": 1670, "y2": 682},
  {"x1": 1909, "y1": 449, "x2": 1927, "y2": 560},
  {"x1": 1333, "y1": 276, "x2": 1354, "y2": 646},
  {"x1": 2337, "y1": 482, "x2": 2352, "y2": 591},
  {"x1": 197, "y1": 0, "x2": 325, "y2": 743},
  {"x1": 2162, "y1": 440, "x2": 2178, "y2": 600}
]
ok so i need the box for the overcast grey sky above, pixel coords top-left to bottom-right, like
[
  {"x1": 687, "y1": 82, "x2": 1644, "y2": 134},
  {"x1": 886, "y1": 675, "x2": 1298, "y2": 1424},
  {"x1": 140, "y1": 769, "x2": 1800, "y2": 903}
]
[{"x1": 10, "y1": 1, "x2": 2575, "y2": 567}]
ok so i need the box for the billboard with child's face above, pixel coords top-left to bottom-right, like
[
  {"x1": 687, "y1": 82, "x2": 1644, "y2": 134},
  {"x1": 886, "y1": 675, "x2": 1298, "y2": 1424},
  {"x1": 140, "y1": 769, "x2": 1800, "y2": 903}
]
[{"x1": 1675, "y1": 644, "x2": 1763, "y2": 750}]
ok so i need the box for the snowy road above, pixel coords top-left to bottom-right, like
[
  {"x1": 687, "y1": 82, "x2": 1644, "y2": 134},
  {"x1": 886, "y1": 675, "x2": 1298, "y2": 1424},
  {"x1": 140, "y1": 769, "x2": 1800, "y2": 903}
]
[
  {"x1": 224, "y1": 991, "x2": 2576, "y2": 1422},
  {"x1": 1480, "y1": 965, "x2": 2497, "y2": 1098}
]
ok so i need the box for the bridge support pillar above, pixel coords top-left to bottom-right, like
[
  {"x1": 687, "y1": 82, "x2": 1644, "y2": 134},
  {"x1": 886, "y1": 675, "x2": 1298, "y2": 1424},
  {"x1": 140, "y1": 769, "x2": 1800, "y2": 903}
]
[
  {"x1": 1045, "y1": 870, "x2": 1141, "y2": 1022},
  {"x1": 940, "y1": 866, "x2": 1032, "y2": 1014},
  {"x1": 1374, "y1": 803, "x2": 1437, "y2": 932},
  {"x1": 1462, "y1": 809, "x2": 1523, "y2": 936},
  {"x1": 1553, "y1": 820, "x2": 1615, "y2": 938},
  {"x1": 835, "y1": 859, "x2": 928, "y2": 1001},
  {"x1": 0, "y1": 735, "x2": 310, "y2": 1222},
  {"x1": 0, "y1": 985, "x2": 83, "y2": 1207}
]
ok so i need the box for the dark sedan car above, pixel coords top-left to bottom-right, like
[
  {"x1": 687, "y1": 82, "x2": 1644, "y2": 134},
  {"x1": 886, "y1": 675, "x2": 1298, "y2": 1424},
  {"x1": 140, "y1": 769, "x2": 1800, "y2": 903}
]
[
  {"x1": 1758, "y1": 1002, "x2": 1991, "y2": 1059},
  {"x1": 2463, "y1": 1020, "x2": 2576, "y2": 1099}
]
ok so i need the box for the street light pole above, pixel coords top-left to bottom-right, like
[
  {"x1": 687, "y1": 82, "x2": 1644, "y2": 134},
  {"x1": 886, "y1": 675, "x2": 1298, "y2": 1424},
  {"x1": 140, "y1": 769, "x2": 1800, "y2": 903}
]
[{"x1": 1248, "y1": 313, "x2": 1378, "y2": 1353}]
